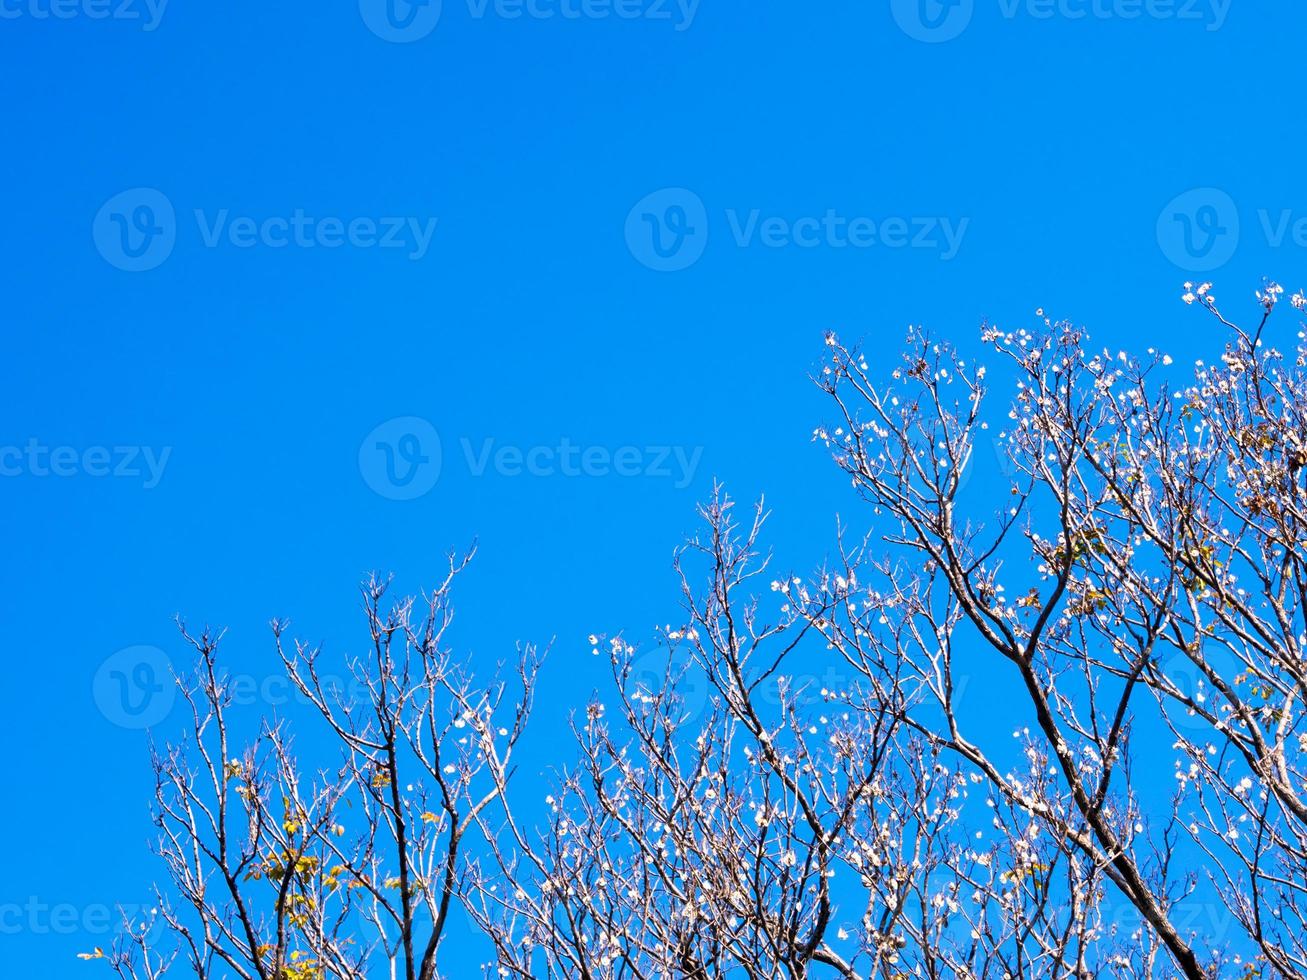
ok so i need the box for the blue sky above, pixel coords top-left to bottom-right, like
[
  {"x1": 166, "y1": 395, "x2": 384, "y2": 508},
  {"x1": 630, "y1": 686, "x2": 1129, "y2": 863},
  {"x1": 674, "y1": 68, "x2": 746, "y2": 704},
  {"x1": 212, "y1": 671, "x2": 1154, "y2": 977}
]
[{"x1": 1, "y1": 0, "x2": 1303, "y2": 972}]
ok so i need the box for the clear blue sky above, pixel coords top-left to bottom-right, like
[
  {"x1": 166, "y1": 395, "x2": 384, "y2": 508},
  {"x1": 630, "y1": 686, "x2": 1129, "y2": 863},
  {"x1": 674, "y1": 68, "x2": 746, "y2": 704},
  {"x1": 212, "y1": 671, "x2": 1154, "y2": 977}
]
[{"x1": 2, "y1": 0, "x2": 1303, "y2": 973}]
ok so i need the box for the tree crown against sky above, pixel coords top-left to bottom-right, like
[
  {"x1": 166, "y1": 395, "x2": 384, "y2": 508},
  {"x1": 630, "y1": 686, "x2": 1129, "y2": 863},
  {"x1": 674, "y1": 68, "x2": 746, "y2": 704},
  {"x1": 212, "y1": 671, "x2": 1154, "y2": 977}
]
[{"x1": 91, "y1": 282, "x2": 1307, "y2": 979}]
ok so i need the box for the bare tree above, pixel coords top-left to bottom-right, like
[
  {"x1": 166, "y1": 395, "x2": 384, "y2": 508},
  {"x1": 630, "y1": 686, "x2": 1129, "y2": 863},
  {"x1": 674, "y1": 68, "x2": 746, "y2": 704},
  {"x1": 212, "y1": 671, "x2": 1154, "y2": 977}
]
[
  {"x1": 95, "y1": 282, "x2": 1307, "y2": 979},
  {"x1": 88, "y1": 551, "x2": 539, "y2": 980},
  {"x1": 467, "y1": 282, "x2": 1307, "y2": 979}
]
